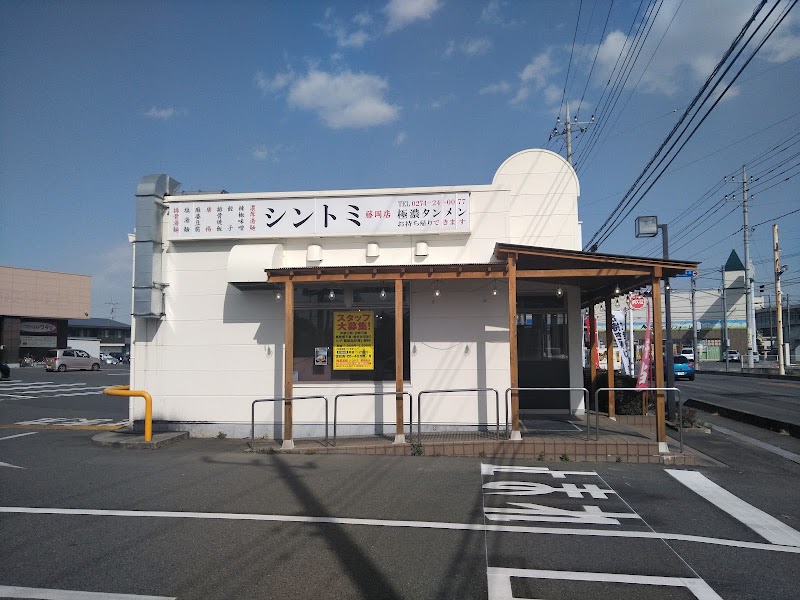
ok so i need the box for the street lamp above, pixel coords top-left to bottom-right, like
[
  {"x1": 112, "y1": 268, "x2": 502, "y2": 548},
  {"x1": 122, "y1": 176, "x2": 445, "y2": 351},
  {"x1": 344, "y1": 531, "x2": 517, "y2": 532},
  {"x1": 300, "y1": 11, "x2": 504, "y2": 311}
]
[{"x1": 635, "y1": 216, "x2": 676, "y2": 420}]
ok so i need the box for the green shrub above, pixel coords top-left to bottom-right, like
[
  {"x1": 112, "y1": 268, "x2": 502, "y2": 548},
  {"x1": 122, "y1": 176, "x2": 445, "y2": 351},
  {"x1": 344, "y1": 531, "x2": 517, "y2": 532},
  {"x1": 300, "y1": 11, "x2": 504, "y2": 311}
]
[{"x1": 584, "y1": 369, "x2": 646, "y2": 415}]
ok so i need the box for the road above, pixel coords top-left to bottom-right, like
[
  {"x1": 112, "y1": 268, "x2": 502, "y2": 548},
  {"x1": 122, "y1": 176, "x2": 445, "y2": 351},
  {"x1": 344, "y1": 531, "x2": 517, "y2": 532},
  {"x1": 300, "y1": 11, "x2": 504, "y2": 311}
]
[
  {"x1": 676, "y1": 372, "x2": 800, "y2": 428},
  {"x1": 1, "y1": 368, "x2": 799, "y2": 599}
]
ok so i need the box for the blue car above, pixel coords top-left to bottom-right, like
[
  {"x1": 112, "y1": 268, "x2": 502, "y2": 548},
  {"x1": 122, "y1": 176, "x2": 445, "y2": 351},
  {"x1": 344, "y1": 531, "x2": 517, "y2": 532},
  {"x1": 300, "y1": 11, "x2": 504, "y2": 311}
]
[{"x1": 671, "y1": 355, "x2": 695, "y2": 381}]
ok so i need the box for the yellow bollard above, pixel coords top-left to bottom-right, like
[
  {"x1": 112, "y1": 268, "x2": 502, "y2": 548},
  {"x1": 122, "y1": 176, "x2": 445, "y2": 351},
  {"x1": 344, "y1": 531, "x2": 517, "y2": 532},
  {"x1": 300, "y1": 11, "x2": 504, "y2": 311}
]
[{"x1": 103, "y1": 385, "x2": 153, "y2": 442}]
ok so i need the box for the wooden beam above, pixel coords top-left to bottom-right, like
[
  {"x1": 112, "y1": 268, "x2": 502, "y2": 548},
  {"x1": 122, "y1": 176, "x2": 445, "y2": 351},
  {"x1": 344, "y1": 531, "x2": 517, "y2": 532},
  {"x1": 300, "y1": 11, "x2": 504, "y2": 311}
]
[
  {"x1": 283, "y1": 280, "x2": 294, "y2": 448},
  {"x1": 265, "y1": 270, "x2": 510, "y2": 283},
  {"x1": 507, "y1": 256, "x2": 520, "y2": 441},
  {"x1": 652, "y1": 274, "x2": 666, "y2": 448},
  {"x1": 516, "y1": 268, "x2": 651, "y2": 278},
  {"x1": 605, "y1": 297, "x2": 615, "y2": 419},
  {"x1": 394, "y1": 279, "x2": 405, "y2": 444}
]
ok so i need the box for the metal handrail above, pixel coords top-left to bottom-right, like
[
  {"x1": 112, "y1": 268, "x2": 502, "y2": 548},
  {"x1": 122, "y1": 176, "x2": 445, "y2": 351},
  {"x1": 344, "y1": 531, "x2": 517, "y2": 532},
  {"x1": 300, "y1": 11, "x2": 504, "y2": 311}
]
[
  {"x1": 104, "y1": 385, "x2": 152, "y2": 441},
  {"x1": 504, "y1": 388, "x2": 592, "y2": 441},
  {"x1": 416, "y1": 388, "x2": 500, "y2": 441},
  {"x1": 250, "y1": 395, "x2": 329, "y2": 447},
  {"x1": 333, "y1": 392, "x2": 413, "y2": 446},
  {"x1": 594, "y1": 387, "x2": 683, "y2": 453}
]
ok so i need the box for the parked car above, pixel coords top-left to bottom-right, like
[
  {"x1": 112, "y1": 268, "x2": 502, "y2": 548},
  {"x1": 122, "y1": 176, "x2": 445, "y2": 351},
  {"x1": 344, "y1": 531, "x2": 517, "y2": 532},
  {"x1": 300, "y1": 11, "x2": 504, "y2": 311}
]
[
  {"x1": 102, "y1": 355, "x2": 119, "y2": 365},
  {"x1": 671, "y1": 355, "x2": 695, "y2": 380},
  {"x1": 45, "y1": 349, "x2": 102, "y2": 372},
  {"x1": 109, "y1": 352, "x2": 129, "y2": 364},
  {"x1": 0, "y1": 362, "x2": 10, "y2": 380},
  {"x1": 745, "y1": 350, "x2": 760, "y2": 363},
  {"x1": 680, "y1": 348, "x2": 695, "y2": 361},
  {"x1": 722, "y1": 349, "x2": 740, "y2": 362}
]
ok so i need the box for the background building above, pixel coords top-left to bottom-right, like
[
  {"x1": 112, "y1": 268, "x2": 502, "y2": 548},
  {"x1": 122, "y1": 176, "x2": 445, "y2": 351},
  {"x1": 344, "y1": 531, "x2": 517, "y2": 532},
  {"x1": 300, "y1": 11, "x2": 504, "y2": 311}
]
[
  {"x1": 594, "y1": 250, "x2": 751, "y2": 362},
  {"x1": 0, "y1": 266, "x2": 91, "y2": 364},
  {"x1": 67, "y1": 318, "x2": 131, "y2": 356}
]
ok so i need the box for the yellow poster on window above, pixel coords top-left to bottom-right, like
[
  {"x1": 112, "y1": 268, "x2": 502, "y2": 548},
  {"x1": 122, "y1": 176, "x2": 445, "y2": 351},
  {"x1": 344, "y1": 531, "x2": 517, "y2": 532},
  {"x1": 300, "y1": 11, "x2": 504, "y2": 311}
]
[{"x1": 333, "y1": 310, "x2": 374, "y2": 370}]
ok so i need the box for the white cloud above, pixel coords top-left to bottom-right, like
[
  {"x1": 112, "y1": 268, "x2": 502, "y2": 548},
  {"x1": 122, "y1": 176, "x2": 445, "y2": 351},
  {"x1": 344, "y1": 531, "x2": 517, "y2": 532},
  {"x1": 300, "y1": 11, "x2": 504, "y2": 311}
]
[
  {"x1": 480, "y1": 0, "x2": 521, "y2": 28},
  {"x1": 587, "y1": 0, "x2": 800, "y2": 97},
  {"x1": 543, "y1": 83, "x2": 562, "y2": 105},
  {"x1": 143, "y1": 106, "x2": 184, "y2": 120},
  {"x1": 394, "y1": 131, "x2": 407, "y2": 146},
  {"x1": 385, "y1": 0, "x2": 442, "y2": 33},
  {"x1": 429, "y1": 93, "x2": 455, "y2": 109},
  {"x1": 255, "y1": 71, "x2": 293, "y2": 94},
  {"x1": 510, "y1": 86, "x2": 530, "y2": 105},
  {"x1": 479, "y1": 81, "x2": 512, "y2": 95},
  {"x1": 446, "y1": 37, "x2": 492, "y2": 58},
  {"x1": 287, "y1": 70, "x2": 400, "y2": 129},
  {"x1": 318, "y1": 18, "x2": 370, "y2": 48},
  {"x1": 761, "y1": 11, "x2": 800, "y2": 62},
  {"x1": 520, "y1": 50, "x2": 558, "y2": 88},
  {"x1": 252, "y1": 145, "x2": 270, "y2": 160},
  {"x1": 353, "y1": 11, "x2": 373, "y2": 27}
]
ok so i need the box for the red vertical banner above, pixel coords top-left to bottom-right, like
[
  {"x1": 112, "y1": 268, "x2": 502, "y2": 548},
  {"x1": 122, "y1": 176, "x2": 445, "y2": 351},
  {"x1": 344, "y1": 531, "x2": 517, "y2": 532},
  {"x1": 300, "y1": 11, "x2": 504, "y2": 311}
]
[{"x1": 636, "y1": 298, "x2": 652, "y2": 389}]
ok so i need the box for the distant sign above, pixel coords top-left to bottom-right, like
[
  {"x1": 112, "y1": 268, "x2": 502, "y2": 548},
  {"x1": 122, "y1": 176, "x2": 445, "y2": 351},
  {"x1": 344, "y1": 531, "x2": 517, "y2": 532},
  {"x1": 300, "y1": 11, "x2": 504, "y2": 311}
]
[
  {"x1": 20, "y1": 322, "x2": 56, "y2": 334},
  {"x1": 675, "y1": 270, "x2": 698, "y2": 278},
  {"x1": 629, "y1": 294, "x2": 646, "y2": 310},
  {"x1": 20, "y1": 335, "x2": 57, "y2": 348}
]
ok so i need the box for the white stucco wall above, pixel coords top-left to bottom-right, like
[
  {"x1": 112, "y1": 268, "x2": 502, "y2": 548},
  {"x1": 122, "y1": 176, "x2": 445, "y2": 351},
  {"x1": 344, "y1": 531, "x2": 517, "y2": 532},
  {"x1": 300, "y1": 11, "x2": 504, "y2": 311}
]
[{"x1": 130, "y1": 149, "x2": 583, "y2": 437}]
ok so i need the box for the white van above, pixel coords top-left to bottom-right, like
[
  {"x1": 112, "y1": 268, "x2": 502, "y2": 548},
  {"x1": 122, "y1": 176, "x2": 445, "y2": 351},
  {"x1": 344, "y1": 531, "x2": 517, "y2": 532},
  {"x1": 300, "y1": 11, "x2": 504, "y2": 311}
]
[
  {"x1": 45, "y1": 349, "x2": 102, "y2": 372},
  {"x1": 680, "y1": 348, "x2": 695, "y2": 361}
]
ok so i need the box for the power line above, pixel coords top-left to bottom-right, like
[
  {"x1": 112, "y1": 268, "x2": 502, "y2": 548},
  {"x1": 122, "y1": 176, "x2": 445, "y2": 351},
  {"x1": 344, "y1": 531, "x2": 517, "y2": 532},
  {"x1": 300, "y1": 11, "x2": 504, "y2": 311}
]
[{"x1": 584, "y1": 0, "x2": 790, "y2": 251}]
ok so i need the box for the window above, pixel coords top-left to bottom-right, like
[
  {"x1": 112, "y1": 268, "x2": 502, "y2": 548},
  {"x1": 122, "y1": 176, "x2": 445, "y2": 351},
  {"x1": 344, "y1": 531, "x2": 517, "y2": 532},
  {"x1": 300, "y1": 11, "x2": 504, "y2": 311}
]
[
  {"x1": 516, "y1": 295, "x2": 568, "y2": 361},
  {"x1": 293, "y1": 283, "x2": 410, "y2": 382}
]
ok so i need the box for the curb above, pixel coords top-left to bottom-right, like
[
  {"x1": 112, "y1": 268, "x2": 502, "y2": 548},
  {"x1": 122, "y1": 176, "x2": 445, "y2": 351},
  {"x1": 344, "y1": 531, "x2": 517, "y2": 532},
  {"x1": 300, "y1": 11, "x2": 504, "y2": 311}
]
[
  {"x1": 684, "y1": 398, "x2": 799, "y2": 439},
  {"x1": 91, "y1": 431, "x2": 189, "y2": 449},
  {"x1": 696, "y1": 369, "x2": 800, "y2": 382}
]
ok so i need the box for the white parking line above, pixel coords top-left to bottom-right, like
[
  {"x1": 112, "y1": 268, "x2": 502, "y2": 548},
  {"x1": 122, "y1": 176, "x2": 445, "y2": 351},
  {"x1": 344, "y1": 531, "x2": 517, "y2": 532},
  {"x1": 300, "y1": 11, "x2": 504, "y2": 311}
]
[
  {"x1": 1, "y1": 505, "x2": 798, "y2": 553},
  {"x1": 486, "y1": 568, "x2": 724, "y2": 600},
  {"x1": 0, "y1": 432, "x2": 39, "y2": 441},
  {"x1": 667, "y1": 469, "x2": 800, "y2": 547},
  {"x1": 0, "y1": 382, "x2": 89, "y2": 390},
  {"x1": 0, "y1": 585, "x2": 175, "y2": 600}
]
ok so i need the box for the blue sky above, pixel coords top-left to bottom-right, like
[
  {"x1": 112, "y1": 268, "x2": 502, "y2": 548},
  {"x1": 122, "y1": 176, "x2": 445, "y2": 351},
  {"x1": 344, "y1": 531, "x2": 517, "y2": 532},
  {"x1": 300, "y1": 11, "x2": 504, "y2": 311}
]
[{"x1": 1, "y1": 0, "x2": 799, "y2": 322}]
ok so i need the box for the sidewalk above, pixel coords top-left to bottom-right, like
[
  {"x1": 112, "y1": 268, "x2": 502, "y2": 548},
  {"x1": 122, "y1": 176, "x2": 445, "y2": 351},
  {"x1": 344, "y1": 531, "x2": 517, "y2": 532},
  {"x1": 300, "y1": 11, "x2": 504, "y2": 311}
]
[{"x1": 92, "y1": 414, "x2": 700, "y2": 464}]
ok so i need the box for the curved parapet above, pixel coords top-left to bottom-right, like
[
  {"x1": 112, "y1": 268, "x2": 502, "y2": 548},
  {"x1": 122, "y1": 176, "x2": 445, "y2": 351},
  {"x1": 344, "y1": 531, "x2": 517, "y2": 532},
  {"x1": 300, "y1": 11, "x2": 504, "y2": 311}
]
[{"x1": 492, "y1": 149, "x2": 581, "y2": 250}]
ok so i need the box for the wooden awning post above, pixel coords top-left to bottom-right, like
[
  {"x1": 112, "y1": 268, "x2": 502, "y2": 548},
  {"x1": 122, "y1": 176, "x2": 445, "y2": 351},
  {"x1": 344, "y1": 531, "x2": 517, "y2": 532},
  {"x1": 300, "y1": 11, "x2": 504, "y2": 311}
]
[
  {"x1": 507, "y1": 255, "x2": 521, "y2": 441},
  {"x1": 651, "y1": 271, "x2": 668, "y2": 452},
  {"x1": 605, "y1": 297, "x2": 616, "y2": 419},
  {"x1": 394, "y1": 278, "x2": 406, "y2": 444},
  {"x1": 589, "y1": 304, "x2": 597, "y2": 407},
  {"x1": 282, "y1": 280, "x2": 295, "y2": 450}
]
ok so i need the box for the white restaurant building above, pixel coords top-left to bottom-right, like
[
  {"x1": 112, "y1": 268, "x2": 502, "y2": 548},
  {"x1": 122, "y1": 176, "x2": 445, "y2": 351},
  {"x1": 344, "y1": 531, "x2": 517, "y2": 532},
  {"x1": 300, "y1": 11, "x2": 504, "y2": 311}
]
[{"x1": 130, "y1": 149, "x2": 696, "y2": 447}]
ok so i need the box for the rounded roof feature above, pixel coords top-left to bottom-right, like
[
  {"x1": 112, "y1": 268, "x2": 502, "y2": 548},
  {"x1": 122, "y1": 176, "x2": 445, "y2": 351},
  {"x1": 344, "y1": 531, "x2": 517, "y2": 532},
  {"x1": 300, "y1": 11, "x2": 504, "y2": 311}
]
[{"x1": 492, "y1": 148, "x2": 580, "y2": 196}]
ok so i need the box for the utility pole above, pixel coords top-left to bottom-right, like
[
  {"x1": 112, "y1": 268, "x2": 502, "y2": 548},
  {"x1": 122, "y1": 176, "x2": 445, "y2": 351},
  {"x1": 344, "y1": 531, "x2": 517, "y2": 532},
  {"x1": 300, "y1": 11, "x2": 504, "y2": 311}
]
[
  {"x1": 106, "y1": 297, "x2": 119, "y2": 321},
  {"x1": 691, "y1": 274, "x2": 698, "y2": 363},
  {"x1": 549, "y1": 104, "x2": 595, "y2": 167},
  {"x1": 726, "y1": 166, "x2": 756, "y2": 367},
  {"x1": 662, "y1": 225, "x2": 675, "y2": 420},
  {"x1": 774, "y1": 224, "x2": 786, "y2": 375},
  {"x1": 721, "y1": 267, "x2": 729, "y2": 373}
]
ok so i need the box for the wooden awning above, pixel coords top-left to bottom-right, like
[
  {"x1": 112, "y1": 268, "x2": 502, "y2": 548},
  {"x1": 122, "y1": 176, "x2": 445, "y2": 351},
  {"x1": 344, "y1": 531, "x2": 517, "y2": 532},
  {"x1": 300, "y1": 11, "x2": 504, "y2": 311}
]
[
  {"x1": 261, "y1": 242, "x2": 698, "y2": 308},
  {"x1": 494, "y1": 243, "x2": 698, "y2": 307}
]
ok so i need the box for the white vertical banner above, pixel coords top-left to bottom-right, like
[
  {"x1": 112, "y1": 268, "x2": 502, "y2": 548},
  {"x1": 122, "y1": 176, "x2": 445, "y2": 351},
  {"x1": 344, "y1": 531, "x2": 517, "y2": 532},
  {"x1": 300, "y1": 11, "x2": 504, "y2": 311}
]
[{"x1": 611, "y1": 311, "x2": 631, "y2": 375}]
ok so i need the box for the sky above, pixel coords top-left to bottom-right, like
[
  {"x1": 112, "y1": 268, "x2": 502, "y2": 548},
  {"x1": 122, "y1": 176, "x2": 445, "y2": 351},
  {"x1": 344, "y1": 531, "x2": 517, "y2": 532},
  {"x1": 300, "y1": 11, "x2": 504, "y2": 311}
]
[{"x1": 1, "y1": 0, "x2": 799, "y2": 323}]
